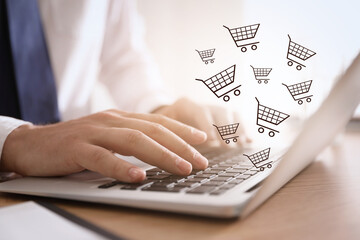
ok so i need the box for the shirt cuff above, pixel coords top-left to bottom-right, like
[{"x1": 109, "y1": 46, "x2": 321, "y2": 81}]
[{"x1": 0, "y1": 116, "x2": 31, "y2": 165}]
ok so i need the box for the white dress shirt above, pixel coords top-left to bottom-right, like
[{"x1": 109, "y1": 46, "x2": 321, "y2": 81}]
[{"x1": 0, "y1": 0, "x2": 171, "y2": 163}]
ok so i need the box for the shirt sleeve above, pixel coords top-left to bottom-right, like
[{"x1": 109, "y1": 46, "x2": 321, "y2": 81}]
[
  {"x1": 0, "y1": 116, "x2": 31, "y2": 165},
  {"x1": 98, "y1": 0, "x2": 174, "y2": 114}
]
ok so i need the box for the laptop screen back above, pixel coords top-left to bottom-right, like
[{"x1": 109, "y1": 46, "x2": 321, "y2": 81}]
[{"x1": 242, "y1": 52, "x2": 360, "y2": 217}]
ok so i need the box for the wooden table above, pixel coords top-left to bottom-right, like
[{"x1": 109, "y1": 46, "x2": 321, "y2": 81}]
[{"x1": 1, "y1": 130, "x2": 360, "y2": 240}]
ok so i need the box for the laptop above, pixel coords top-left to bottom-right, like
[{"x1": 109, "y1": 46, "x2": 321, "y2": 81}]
[{"x1": 1, "y1": 53, "x2": 359, "y2": 218}]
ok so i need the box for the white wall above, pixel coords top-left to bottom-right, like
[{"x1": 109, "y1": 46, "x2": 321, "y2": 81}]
[
  {"x1": 137, "y1": 0, "x2": 244, "y2": 104},
  {"x1": 137, "y1": 0, "x2": 360, "y2": 133}
]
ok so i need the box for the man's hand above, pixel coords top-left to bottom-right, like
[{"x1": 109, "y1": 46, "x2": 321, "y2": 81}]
[
  {"x1": 0, "y1": 110, "x2": 208, "y2": 183},
  {"x1": 153, "y1": 98, "x2": 251, "y2": 147}
]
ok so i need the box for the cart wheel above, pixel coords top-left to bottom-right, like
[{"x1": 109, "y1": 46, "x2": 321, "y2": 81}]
[
  {"x1": 241, "y1": 47, "x2": 247, "y2": 52},
  {"x1": 269, "y1": 131, "x2": 275, "y2": 137},
  {"x1": 288, "y1": 61, "x2": 293, "y2": 66},
  {"x1": 267, "y1": 164, "x2": 272, "y2": 168},
  {"x1": 251, "y1": 45, "x2": 257, "y2": 50},
  {"x1": 260, "y1": 167, "x2": 264, "y2": 171},
  {"x1": 234, "y1": 89, "x2": 241, "y2": 96},
  {"x1": 264, "y1": 80, "x2": 268, "y2": 84},
  {"x1": 223, "y1": 95, "x2": 230, "y2": 102},
  {"x1": 225, "y1": 139, "x2": 230, "y2": 144},
  {"x1": 306, "y1": 97, "x2": 312, "y2": 103},
  {"x1": 258, "y1": 127, "x2": 264, "y2": 133},
  {"x1": 258, "y1": 80, "x2": 262, "y2": 84},
  {"x1": 205, "y1": 61, "x2": 208, "y2": 64},
  {"x1": 298, "y1": 100, "x2": 303, "y2": 105},
  {"x1": 210, "y1": 59, "x2": 214, "y2": 63},
  {"x1": 296, "y1": 65, "x2": 302, "y2": 71},
  {"x1": 233, "y1": 138, "x2": 238, "y2": 142}
]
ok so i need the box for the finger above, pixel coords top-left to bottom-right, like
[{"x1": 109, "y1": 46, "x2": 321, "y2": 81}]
[
  {"x1": 108, "y1": 111, "x2": 208, "y2": 145},
  {"x1": 103, "y1": 117, "x2": 208, "y2": 169},
  {"x1": 76, "y1": 144, "x2": 146, "y2": 183},
  {"x1": 184, "y1": 107, "x2": 217, "y2": 141},
  {"x1": 191, "y1": 106, "x2": 218, "y2": 142},
  {"x1": 93, "y1": 128, "x2": 193, "y2": 175}
]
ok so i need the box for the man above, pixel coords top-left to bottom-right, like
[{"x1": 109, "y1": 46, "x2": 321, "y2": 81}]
[{"x1": 0, "y1": 0, "x2": 247, "y2": 183}]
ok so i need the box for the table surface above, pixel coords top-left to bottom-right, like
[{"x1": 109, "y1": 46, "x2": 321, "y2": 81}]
[{"x1": 1, "y1": 130, "x2": 360, "y2": 240}]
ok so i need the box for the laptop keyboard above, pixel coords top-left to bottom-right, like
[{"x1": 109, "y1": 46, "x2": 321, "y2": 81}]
[{"x1": 98, "y1": 148, "x2": 260, "y2": 195}]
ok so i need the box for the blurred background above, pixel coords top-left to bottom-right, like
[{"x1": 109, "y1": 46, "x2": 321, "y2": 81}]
[
  {"x1": 94, "y1": 0, "x2": 360, "y2": 145},
  {"x1": 134, "y1": 0, "x2": 360, "y2": 143}
]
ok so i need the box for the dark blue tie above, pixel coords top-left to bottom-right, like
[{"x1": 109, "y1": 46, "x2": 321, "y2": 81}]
[{"x1": 0, "y1": 0, "x2": 60, "y2": 124}]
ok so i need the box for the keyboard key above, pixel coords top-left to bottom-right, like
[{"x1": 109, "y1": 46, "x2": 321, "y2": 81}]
[
  {"x1": 202, "y1": 181, "x2": 227, "y2": 187},
  {"x1": 196, "y1": 173, "x2": 217, "y2": 178},
  {"x1": 166, "y1": 176, "x2": 186, "y2": 182},
  {"x1": 210, "y1": 189, "x2": 228, "y2": 195},
  {"x1": 185, "y1": 177, "x2": 208, "y2": 183},
  {"x1": 211, "y1": 166, "x2": 230, "y2": 170},
  {"x1": 211, "y1": 176, "x2": 233, "y2": 182},
  {"x1": 146, "y1": 171, "x2": 158, "y2": 176},
  {"x1": 204, "y1": 170, "x2": 223, "y2": 174},
  {"x1": 236, "y1": 174, "x2": 251, "y2": 180},
  {"x1": 146, "y1": 168, "x2": 162, "y2": 173},
  {"x1": 225, "y1": 159, "x2": 240, "y2": 163},
  {"x1": 233, "y1": 166, "x2": 251, "y2": 170},
  {"x1": 226, "y1": 169, "x2": 246, "y2": 173},
  {"x1": 147, "y1": 175, "x2": 170, "y2": 180},
  {"x1": 159, "y1": 172, "x2": 171, "y2": 176},
  {"x1": 244, "y1": 170, "x2": 259, "y2": 175},
  {"x1": 199, "y1": 174, "x2": 217, "y2": 179},
  {"x1": 218, "y1": 172, "x2": 240, "y2": 177},
  {"x1": 219, "y1": 183, "x2": 237, "y2": 190},
  {"x1": 231, "y1": 178, "x2": 245, "y2": 184},
  {"x1": 219, "y1": 163, "x2": 236, "y2": 167},
  {"x1": 98, "y1": 181, "x2": 121, "y2": 189},
  {"x1": 151, "y1": 182, "x2": 175, "y2": 188},
  {"x1": 186, "y1": 186, "x2": 217, "y2": 194},
  {"x1": 234, "y1": 163, "x2": 253, "y2": 168},
  {"x1": 175, "y1": 182, "x2": 198, "y2": 188},
  {"x1": 120, "y1": 184, "x2": 142, "y2": 190},
  {"x1": 190, "y1": 169, "x2": 203, "y2": 175},
  {"x1": 142, "y1": 186, "x2": 183, "y2": 192},
  {"x1": 120, "y1": 180, "x2": 153, "y2": 190}
]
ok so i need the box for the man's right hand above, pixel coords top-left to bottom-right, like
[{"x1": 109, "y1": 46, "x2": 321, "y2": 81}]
[{"x1": 0, "y1": 110, "x2": 208, "y2": 183}]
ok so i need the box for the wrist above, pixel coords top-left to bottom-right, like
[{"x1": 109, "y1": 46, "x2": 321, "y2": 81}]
[{"x1": 0, "y1": 124, "x2": 34, "y2": 172}]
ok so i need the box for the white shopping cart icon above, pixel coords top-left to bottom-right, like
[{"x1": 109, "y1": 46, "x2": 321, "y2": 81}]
[
  {"x1": 196, "y1": 49, "x2": 215, "y2": 64},
  {"x1": 223, "y1": 23, "x2": 260, "y2": 52},
  {"x1": 255, "y1": 97, "x2": 290, "y2": 137},
  {"x1": 213, "y1": 123, "x2": 239, "y2": 144},
  {"x1": 243, "y1": 148, "x2": 272, "y2": 171},
  {"x1": 286, "y1": 35, "x2": 316, "y2": 71},
  {"x1": 282, "y1": 80, "x2": 313, "y2": 105},
  {"x1": 251, "y1": 65, "x2": 272, "y2": 84},
  {"x1": 195, "y1": 65, "x2": 241, "y2": 102}
]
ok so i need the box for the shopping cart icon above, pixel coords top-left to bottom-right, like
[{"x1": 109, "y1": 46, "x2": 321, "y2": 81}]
[
  {"x1": 196, "y1": 49, "x2": 215, "y2": 64},
  {"x1": 213, "y1": 123, "x2": 239, "y2": 144},
  {"x1": 195, "y1": 64, "x2": 241, "y2": 102},
  {"x1": 286, "y1": 35, "x2": 316, "y2": 71},
  {"x1": 282, "y1": 80, "x2": 313, "y2": 105},
  {"x1": 223, "y1": 23, "x2": 260, "y2": 52},
  {"x1": 251, "y1": 65, "x2": 272, "y2": 84},
  {"x1": 243, "y1": 148, "x2": 272, "y2": 171},
  {"x1": 255, "y1": 97, "x2": 290, "y2": 137}
]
